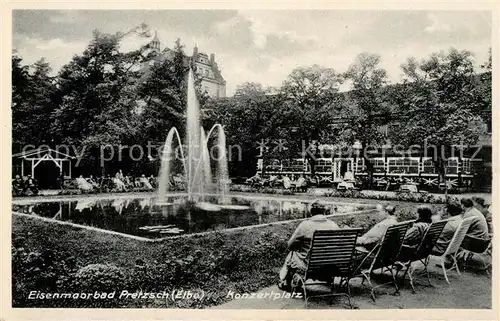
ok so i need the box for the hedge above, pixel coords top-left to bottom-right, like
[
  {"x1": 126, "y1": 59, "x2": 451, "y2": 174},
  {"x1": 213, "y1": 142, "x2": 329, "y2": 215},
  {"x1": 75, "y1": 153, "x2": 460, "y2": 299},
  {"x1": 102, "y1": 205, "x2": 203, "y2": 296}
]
[{"x1": 230, "y1": 184, "x2": 453, "y2": 204}]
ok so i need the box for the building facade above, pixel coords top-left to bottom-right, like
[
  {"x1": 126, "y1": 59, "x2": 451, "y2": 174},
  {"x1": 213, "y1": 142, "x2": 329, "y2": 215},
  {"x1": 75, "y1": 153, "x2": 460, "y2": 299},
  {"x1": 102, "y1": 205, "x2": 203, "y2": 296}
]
[{"x1": 143, "y1": 31, "x2": 226, "y2": 98}]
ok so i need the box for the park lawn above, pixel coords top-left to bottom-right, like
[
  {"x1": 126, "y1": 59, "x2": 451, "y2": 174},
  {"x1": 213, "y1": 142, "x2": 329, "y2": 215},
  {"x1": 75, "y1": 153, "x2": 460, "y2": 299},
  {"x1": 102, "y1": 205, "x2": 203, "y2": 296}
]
[{"x1": 11, "y1": 204, "x2": 433, "y2": 309}]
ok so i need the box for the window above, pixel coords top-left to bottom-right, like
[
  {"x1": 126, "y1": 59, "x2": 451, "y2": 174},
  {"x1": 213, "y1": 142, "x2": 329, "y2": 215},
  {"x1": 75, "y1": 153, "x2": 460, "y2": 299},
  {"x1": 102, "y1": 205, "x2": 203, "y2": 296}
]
[
  {"x1": 205, "y1": 69, "x2": 209, "y2": 76},
  {"x1": 265, "y1": 159, "x2": 281, "y2": 171},
  {"x1": 282, "y1": 159, "x2": 305, "y2": 172},
  {"x1": 462, "y1": 158, "x2": 472, "y2": 174},
  {"x1": 422, "y1": 158, "x2": 436, "y2": 174},
  {"x1": 446, "y1": 158, "x2": 459, "y2": 175},
  {"x1": 388, "y1": 157, "x2": 418, "y2": 174},
  {"x1": 372, "y1": 158, "x2": 385, "y2": 173},
  {"x1": 355, "y1": 158, "x2": 366, "y2": 173},
  {"x1": 314, "y1": 159, "x2": 332, "y2": 173}
]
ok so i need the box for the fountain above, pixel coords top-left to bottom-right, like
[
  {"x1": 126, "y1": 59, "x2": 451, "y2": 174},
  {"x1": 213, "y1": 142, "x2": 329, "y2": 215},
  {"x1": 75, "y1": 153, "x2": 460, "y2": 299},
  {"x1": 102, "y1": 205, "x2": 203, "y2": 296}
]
[{"x1": 156, "y1": 68, "x2": 241, "y2": 210}]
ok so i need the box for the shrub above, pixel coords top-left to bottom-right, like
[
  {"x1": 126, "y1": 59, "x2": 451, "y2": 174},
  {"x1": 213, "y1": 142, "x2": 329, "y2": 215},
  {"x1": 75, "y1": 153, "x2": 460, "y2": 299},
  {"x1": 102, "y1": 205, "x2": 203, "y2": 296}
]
[
  {"x1": 72, "y1": 264, "x2": 125, "y2": 292},
  {"x1": 12, "y1": 239, "x2": 78, "y2": 307}
]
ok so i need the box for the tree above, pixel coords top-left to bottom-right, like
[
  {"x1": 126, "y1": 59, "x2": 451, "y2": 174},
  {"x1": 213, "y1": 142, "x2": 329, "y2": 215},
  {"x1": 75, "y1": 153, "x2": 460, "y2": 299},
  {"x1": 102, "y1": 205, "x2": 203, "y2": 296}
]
[
  {"x1": 280, "y1": 65, "x2": 342, "y2": 176},
  {"x1": 12, "y1": 55, "x2": 57, "y2": 152},
  {"x1": 12, "y1": 52, "x2": 31, "y2": 152},
  {"x1": 343, "y1": 53, "x2": 390, "y2": 188},
  {"x1": 204, "y1": 82, "x2": 286, "y2": 177},
  {"x1": 136, "y1": 41, "x2": 187, "y2": 146},
  {"x1": 394, "y1": 48, "x2": 488, "y2": 195},
  {"x1": 51, "y1": 27, "x2": 149, "y2": 175}
]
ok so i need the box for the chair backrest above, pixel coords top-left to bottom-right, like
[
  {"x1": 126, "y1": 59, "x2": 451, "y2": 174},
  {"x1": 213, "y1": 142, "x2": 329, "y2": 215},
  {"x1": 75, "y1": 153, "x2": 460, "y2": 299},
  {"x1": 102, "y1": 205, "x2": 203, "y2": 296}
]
[
  {"x1": 307, "y1": 228, "x2": 363, "y2": 278},
  {"x1": 414, "y1": 219, "x2": 450, "y2": 260},
  {"x1": 371, "y1": 220, "x2": 413, "y2": 270},
  {"x1": 443, "y1": 216, "x2": 475, "y2": 256},
  {"x1": 460, "y1": 233, "x2": 491, "y2": 253}
]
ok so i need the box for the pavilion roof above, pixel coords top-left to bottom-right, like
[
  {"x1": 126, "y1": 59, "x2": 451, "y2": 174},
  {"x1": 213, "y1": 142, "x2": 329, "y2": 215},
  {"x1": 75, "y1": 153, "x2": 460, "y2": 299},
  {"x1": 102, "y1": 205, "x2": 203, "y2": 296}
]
[{"x1": 12, "y1": 147, "x2": 76, "y2": 160}]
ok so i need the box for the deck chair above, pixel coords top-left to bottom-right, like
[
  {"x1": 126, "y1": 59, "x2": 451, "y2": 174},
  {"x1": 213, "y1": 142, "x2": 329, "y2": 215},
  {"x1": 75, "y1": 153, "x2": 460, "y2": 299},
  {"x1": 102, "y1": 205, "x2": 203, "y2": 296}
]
[
  {"x1": 396, "y1": 219, "x2": 450, "y2": 293},
  {"x1": 294, "y1": 228, "x2": 363, "y2": 308},
  {"x1": 429, "y1": 216, "x2": 474, "y2": 284},
  {"x1": 352, "y1": 220, "x2": 413, "y2": 301},
  {"x1": 460, "y1": 233, "x2": 492, "y2": 276}
]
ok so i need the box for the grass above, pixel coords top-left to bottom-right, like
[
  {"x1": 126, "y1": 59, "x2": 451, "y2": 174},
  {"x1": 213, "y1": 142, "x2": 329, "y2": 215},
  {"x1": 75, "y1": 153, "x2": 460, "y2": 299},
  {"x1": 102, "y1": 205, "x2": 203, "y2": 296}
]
[{"x1": 11, "y1": 202, "x2": 444, "y2": 308}]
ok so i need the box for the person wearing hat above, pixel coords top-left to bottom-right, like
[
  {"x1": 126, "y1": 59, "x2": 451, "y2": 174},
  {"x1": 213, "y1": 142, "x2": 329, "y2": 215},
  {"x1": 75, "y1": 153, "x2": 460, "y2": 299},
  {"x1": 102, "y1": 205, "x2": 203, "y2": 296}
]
[
  {"x1": 278, "y1": 199, "x2": 339, "y2": 291},
  {"x1": 472, "y1": 196, "x2": 492, "y2": 234},
  {"x1": 356, "y1": 204, "x2": 398, "y2": 250}
]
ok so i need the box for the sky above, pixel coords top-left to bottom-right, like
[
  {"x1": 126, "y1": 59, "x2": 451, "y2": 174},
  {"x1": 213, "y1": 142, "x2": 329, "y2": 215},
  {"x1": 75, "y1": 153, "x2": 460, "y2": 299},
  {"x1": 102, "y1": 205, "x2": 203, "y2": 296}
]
[{"x1": 12, "y1": 10, "x2": 491, "y2": 96}]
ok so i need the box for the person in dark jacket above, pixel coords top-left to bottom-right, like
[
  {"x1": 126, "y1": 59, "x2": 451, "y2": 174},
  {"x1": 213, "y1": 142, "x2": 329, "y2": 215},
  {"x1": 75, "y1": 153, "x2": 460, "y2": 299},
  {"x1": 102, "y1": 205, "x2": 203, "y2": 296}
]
[
  {"x1": 397, "y1": 206, "x2": 433, "y2": 263},
  {"x1": 404, "y1": 206, "x2": 433, "y2": 246}
]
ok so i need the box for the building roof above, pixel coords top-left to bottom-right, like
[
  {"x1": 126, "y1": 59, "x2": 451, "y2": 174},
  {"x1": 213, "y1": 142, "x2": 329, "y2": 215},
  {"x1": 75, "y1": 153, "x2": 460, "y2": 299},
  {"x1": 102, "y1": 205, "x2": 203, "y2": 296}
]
[{"x1": 12, "y1": 147, "x2": 75, "y2": 160}]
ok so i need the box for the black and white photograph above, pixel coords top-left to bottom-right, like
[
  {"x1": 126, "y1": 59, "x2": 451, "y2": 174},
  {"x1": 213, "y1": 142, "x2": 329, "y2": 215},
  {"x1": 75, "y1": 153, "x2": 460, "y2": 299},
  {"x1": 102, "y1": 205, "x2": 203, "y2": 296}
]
[{"x1": 4, "y1": 5, "x2": 495, "y2": 315}]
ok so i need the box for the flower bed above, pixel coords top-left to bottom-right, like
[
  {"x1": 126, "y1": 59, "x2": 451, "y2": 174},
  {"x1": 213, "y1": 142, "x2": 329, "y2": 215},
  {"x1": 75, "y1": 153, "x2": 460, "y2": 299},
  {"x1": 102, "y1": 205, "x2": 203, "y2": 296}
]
[{"x1": 230, "y1": 184, "x2": 450, "y2": 204}]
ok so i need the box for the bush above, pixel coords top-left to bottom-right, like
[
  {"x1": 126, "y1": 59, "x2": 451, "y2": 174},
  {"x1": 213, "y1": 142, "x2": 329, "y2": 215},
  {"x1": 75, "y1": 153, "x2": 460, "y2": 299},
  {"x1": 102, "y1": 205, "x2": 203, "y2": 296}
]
[
  {"x1": 72, "y1": 264, "x2": 125, "y2": 292},
  {"x1": 229, "y1": 184, "x2": 296, "y2": 195},
  {"x1": 10, "y1": 203, "x2": 443, "y2": 308},
  {"x1": 12, "y1": 237, "x2": 78, "y2": 307}
]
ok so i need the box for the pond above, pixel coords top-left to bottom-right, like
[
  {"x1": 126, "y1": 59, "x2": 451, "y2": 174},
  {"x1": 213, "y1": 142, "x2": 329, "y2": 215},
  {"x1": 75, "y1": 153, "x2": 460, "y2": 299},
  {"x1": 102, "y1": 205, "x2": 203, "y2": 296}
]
[{"x1": 12, "y1": 195, "x2": 375, "y2": 239}]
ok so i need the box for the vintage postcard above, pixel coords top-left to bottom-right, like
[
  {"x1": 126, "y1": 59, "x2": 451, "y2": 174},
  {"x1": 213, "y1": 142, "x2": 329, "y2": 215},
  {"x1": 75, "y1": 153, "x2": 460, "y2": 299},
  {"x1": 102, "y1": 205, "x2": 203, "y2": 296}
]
[{"x1": 1, "y1": 1, "x2": 498, "y2": 320}]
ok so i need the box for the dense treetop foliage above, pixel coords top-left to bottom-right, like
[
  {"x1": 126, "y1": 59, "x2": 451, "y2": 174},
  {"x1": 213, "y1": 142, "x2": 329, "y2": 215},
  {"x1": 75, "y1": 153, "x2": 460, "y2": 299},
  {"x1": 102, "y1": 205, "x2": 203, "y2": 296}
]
[{"x1": 12, "y1": 25, "x2": 491, "y2": 179}]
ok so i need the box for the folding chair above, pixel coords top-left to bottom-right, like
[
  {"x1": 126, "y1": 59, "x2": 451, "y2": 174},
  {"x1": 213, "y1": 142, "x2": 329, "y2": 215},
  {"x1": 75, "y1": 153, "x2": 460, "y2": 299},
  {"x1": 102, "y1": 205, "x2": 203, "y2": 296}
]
[
  {"x1": 352, "y1": 220, "x2": 413, "y2": 301},
  {"x1": 429, "y1": 216, "x2": 474, "y2": 284},
  {"x1": 396, "y1": 219, "x2": 449, "y2": 293},
  {"x1": 294, "y1": 228, "x2": 363, "y2": 308},
  {"x1": 460, "y1": 233, "x2": 492, "y2": 276}
]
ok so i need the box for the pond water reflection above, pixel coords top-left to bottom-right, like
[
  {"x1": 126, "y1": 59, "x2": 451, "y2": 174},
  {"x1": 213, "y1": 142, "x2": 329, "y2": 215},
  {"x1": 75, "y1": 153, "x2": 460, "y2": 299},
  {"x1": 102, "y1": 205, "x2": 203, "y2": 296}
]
[{"x1": 12, "y1": 196, "x2": 373, "y2": 239}]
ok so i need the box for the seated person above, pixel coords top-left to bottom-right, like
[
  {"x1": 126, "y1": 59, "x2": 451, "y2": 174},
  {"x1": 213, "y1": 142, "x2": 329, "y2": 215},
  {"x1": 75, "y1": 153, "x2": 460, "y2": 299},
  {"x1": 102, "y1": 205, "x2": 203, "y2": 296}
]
[
  {"x1": 87, "y1": 175, "x2": 100, "y2": 189},
  {"x1": 472, "y1": 196, "x2": 492, "y2": 235},
  {"x1": 356, "y1": 205, "x2": 398, "y2": 251},
  {"x1": 246, "y1": 173, "x2": 261, "y2": 186},
  {"x1": 459, "y1": 198, "x2": 490, "y2": 263},
  {"x1": 24, "y1": 175, "x2": 39, "y2": 195},
  {"x1": 432, "y1": 201, "x2": 463, "y2": 255},
  {"x1": 282, "y1": 175, "x2": 292, "y2": 190},
  {"x1": 76, "y1": 175, "x2": 94, "y2": 191},
  {"x1": 12, "y1": 175, "x2": 25, "y2": 195},
  {"x1": 404, "y1": 206, "x2": 433, "y2": 246},
  {"x1": 397, "y1": 206, "x2": 433, "y2": 262},
  {"x1": 139, "y1": 174, "x2": 154, "y2": 190},
  {"x1": 278, "y1": 200, "x2": 339, "y2": 291},
  {"x1": 123, "y1": 176, "x2": 134, "y2": 189},
  {"x1": 149, "y1": 175, "x2": 157, "y2": 188},
  {"x1": 112, "y1": 176, "x2": 127, "y2": 191},
  {"x1": 295, "y1": 175, "x2": 307, "y2": 192},
  {"x1": 268, "y1": 175, "x2": 278, "y2": 187},
  {"x1": 461, "y1": 198, "x2": 488, "y2": 239}
]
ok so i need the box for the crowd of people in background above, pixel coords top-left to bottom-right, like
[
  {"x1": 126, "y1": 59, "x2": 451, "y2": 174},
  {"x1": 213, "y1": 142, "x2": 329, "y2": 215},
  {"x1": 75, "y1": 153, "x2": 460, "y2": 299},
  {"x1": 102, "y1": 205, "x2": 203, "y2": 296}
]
[
  {"x1": 73, "y1": 169, "x2": 158, "y2": 193},
  {"x1": 12, "y1": 175, "x2": 39, "y2": 196},
  {"x1": 12, "y1": 170, "x2": 161, "y2": 196},
  {"x1": 11, "y1": 168, "x2": 199, "y2": 196},
  {"x1": 246, "y1": 173, "x2": 324, "y2": 192},
  {"x1": 279, "y1": 196, "x2": 492, "y2": 291}
]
